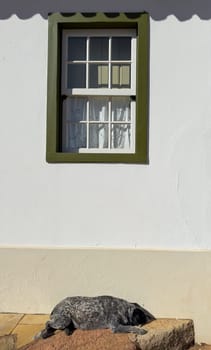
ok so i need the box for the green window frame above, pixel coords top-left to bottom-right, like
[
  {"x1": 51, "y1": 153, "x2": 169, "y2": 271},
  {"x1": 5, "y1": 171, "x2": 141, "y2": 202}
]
[{"x1": 46, "y1": 13, "x2": 149, "y2": 163}]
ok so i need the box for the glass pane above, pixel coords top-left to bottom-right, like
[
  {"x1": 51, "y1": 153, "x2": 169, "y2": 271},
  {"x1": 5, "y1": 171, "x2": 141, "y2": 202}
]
[
  {"x1": 68, "y1": 37, "x2": 86, "y2": 61},
  {"x1": 67, "y1": 64, "x2": 86, "y2": 88},
  {"x1": 62, "y1": 97, "x2": 87, "y2": 152},
  {"x1": 111, "y1": 37, "x2": 131, "y2": 60},
  {"x1": 66, "y1": 97, "x2": 87, "y2": 122},
  {"x1": 63, "y1": 123, "x2": 86, "y2": 152},
  {"x1": 89, "y1": 97, "x2": 109, "y2": 121},
  {"x1": 111, "y1": 124, "x2": 131, "y2": 149},
  {"x1": 111, "y1": 64, "x2": 130, "y2": 88},
  {"x1": 89, "y1": 64, "x2": 108, "y2": 88},
  {"x1": 112, "y1": 97, "x2": 130, "y2": 121},
  {"x1": 89, "y1": 37, "x2": 109, "y2": 60},
  {"x1": 89, "y1": 124, "x2": 108, "y2": 148}
]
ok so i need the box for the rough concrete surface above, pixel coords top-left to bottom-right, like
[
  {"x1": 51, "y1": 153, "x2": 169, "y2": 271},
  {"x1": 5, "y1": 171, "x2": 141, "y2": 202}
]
[
  {"x1": 0, "y1": 334, "x2": 17, "y2": 350},
  {"x1": 130, "y1": 318, "x2": 195, "y2": 350},
  {"x1": 18, "y1": 318, "x2": 195, "y2": 350},
  {"x1": 18, "y1": 329, "x2": 138, "y2": 350},
  {"x1": 190, "y1": 345, "x2": 211, "y2": 350}
]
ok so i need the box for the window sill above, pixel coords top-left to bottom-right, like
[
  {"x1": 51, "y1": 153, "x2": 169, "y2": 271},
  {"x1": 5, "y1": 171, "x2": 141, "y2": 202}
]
[{"x1": 46, "y1": 151, "x2": 148, "y2": 164}]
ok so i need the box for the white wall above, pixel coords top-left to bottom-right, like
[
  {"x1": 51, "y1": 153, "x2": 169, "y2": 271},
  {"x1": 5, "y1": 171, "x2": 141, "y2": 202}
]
[{"x1": 0, "y1": 15, "x2": 211, "y2": 249}]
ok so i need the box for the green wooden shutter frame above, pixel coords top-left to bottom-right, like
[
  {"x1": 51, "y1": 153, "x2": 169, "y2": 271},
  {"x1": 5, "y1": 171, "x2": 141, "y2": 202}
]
[{"x1": 46, "y1": 13, "x2": 149, "y2": 163}]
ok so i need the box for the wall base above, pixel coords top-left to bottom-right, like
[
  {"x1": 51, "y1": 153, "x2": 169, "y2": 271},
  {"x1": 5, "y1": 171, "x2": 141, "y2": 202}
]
[{"x1": 0, "y1": 247, "x2": 210, "y2": 343}]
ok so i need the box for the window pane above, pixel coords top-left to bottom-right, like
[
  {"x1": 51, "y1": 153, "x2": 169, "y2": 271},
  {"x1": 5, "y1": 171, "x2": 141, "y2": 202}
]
[
  {"x1": 68, "y1": 37, "x2": 86, "y2": 60},
  {"x1": 89, "y1": 97, "x2": 109, "y2": 121},
  {"x1": 89, "y1": 64, "x2": 108, "y2": 88},
  {"x1": 89, "y1": 37, "x2": 109, "y2": 60},
  {"x1": 62, "y1": 97, "x2": 87, "y2": 152},
  {"x1": 111, "y1": 124, "x2": 131, "y2": 149},
  {"x1": 111, "y1": 64, "x2": 130, "y2": 88},
  {"x1": 66, "y1": 97, "x2": 87, "y2": 122},
  {"x1": 111, "y1": 37, "x2": 131, "y2": 60},
  {"x1": 67, "y1": 64, "x2": 86, "y2": 88},
  {"x1": 112, "y1": 97, "x2": 131, "y2": 121},
  {"x1": 63, "y1": 123, "x2": 87, "y2": 152},
  {"x1": 89, "y1": 124, "x2": 108, "y2": 148}
]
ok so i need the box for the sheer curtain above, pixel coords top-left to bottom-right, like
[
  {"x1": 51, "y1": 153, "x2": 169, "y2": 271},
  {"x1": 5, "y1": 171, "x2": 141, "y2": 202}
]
[
  {"x1": 89, "y1": 97, "x2": 108, "y2": 149},
  {"x1": 62, "y1": 97, "x2": 87, "y2": 152},
  {"x1": 63, "y1": 96, "x2": 131, "y2": 152},
  {"x1": 111, "y1": 97, "x2": 131, "y2": 149}
]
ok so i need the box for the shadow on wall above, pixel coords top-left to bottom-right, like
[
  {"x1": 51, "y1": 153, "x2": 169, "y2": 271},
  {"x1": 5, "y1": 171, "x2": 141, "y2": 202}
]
[{"x1": 1, "y1": 0, "x2": 211, "y2": 20}]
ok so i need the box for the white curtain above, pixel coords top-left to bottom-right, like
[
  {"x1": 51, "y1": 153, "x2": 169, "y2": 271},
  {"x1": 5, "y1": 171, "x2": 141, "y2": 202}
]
[
  {"x1": 111, "y1": 97, "x2": 131, "y2": 149},
  {"x1": 62, "y1": 97, "x2": 87, "y2": 152},
  {"x1": 89, "y1": 97, "x2": 108, "y2": 149},
  {"x1": 63, "y1": 96, "x2": 131, "y2": 152}
]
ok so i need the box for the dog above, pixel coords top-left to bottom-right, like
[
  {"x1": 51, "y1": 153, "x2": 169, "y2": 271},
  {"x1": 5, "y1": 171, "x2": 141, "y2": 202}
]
[{"x1": 36, "y1": 295, "x2": 155, "y2": 339}]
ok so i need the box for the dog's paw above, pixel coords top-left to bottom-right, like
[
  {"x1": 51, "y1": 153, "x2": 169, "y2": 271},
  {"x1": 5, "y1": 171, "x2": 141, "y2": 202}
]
[
  {"x1": 134, "y1": 327, "x2": 147, "y2": 335},
  {"x1": 33, "y1": 331, "x2": 42, "y2": 340}
]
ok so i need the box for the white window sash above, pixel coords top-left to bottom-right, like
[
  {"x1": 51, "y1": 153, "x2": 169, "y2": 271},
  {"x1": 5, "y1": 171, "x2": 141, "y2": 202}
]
[
  {"x1": 65, "y1": 88, "x2": 135, "y2": 96},
  {"x1": 62, "y1": 28, "x2": 137, "y2": 95},
  {"x1": 61, "y1": 28, "x2": 137, "y2": 154},
  {"x1": 63, "y1": 28, "x2": 136, "y2": 37},
  {"x1": 78, "y1": 99, "x2": 136, "y2": 154}
]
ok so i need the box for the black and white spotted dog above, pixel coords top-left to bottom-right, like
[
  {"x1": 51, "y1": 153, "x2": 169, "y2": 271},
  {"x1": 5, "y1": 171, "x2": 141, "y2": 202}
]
[{"x1": 36, "y1": 295, "x2": 155, "y2": 339}]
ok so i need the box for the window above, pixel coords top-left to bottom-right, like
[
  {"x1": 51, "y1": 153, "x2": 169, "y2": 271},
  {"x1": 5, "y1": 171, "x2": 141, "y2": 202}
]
[
  {"x1": 62, "y1": 29, "x2": 136, "y2": 153},
  {"x1": 46, "y1": 13, "x2": 149, "y2": 163}
]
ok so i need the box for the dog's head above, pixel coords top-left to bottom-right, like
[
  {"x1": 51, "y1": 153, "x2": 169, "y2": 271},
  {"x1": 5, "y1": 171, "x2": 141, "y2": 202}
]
[{"x1": 130, "y1": 303, "x2": 155, "y2": 326}]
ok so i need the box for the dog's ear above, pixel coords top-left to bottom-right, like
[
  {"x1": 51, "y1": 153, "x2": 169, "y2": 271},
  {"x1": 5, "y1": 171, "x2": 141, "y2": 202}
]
[{"x1": 131, "y1": 308, "x2": 147, "y2": 326}]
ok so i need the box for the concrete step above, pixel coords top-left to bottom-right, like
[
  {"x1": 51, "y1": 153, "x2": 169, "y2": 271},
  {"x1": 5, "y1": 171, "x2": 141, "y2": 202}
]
[
  {"x1": 19, "y1": 318, "x2": 195, "y2": 350},
  {"x1": 0, "y1": 315, "x2": 205, "y2": 350},
  {"x1": 130, "y1": 318, "x2": 195, "y2": 350},
  {"x1": 190, "y1": 346, "x2": 211, "y2": 350}
]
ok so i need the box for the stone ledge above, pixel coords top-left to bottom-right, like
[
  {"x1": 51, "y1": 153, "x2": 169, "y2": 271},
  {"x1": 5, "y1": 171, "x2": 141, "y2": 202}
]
[
  {"x1": 18, "y1": 318, "x2": 195, "y2": 350},
  {"x1": 190, "y1": 345, "x2": 211, "y2": 350},
  {"x1": 131, "y1": 318, "x2": 195, "y2": 350},
  {"x1": 19, "y1": 329, "x2": 137, "y2": 350}
]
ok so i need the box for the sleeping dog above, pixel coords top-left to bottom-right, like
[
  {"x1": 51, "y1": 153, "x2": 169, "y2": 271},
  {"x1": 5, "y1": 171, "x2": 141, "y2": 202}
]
[{"x1": 36, "y1": 295, "x2": 155, "y2": 339}]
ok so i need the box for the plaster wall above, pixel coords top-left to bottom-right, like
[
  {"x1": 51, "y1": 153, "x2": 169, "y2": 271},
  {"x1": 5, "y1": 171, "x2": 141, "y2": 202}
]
[
  {"x1": 0, "y1": 15, "x2": 211, "y2": 249},
  {"x1": 0, "y1": 13, "x2": 211, "y2": 343}
]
